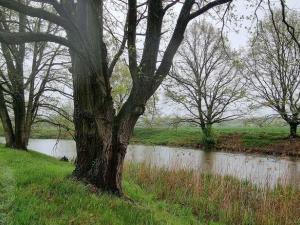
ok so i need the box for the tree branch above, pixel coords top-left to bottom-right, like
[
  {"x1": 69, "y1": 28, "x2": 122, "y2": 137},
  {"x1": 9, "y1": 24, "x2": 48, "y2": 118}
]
[
  {"x1": 0, "y1": 0, "x2": 73, "y2": 31},
  {"x1": 279, "y1": 0, "x2": 300, "y2": 51},
  {"x1": 189, "y1": 0, "x2": 232, "y2": 21},
  {"x1": 0, "y1": 31, "x2": 79, "y2": 53}
]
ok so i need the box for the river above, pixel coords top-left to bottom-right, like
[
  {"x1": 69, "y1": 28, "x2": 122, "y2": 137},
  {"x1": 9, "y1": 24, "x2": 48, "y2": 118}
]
[{"x1": 1, "y1": 137, "x2": 299, "y2": 188}]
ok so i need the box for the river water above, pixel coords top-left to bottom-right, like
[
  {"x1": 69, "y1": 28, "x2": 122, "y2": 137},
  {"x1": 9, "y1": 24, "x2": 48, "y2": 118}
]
[{"x1": 1, "y1": 137, "x2": 299, "y2": 188}]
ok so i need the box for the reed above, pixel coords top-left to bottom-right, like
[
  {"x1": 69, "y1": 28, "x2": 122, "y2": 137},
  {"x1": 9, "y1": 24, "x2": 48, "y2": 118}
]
[{"x1": 125, "y1": 163, "x2": 300, "y2": 225}]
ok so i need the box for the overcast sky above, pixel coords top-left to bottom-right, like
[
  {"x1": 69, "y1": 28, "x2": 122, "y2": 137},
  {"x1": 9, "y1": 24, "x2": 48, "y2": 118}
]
[{"x1": 228, "y1": 0, "x2": 300, "y2": 49}]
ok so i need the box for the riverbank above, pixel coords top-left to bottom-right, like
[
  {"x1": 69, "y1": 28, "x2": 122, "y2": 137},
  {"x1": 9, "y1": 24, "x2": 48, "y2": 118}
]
[
  {"x1": 131, "y1": 127, "x2": 300, "y2": 157},
  {"x1": 0, "y1": 145, "x2": 299, "y2": 225},
  {"x1": 1, "y1": 126, "x2": 299, "y2": 157}
]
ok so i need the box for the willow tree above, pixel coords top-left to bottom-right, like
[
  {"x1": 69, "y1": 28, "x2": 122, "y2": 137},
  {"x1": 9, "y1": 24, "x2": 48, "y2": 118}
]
[{"x1": 0, "y1": 0, "x2": 232, "y2": 195}]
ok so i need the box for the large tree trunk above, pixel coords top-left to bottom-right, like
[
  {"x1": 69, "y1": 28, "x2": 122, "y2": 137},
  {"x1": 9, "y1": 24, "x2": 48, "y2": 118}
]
[
  {"x1": 71, "y1": 53, "x2": 143, "y2": 195},
  {"x1": 289, "y1": 123, "x2": 298, "y2": 138},
  {"x1": 71, "y1": 41, "x2": 144, "y2": 194},
  {"x1": 13, "y1": 93, "x2": 27, "y2": 150},
  {"x1": 68, "y1": 0, "x2": 128, "y2": 195},
  {"x1": 12, "y1": 10, "x2": 27, "y2": 150},
  {"x1": 0, "y1": 86, "x2": 27, "y2": 150},
  {"x1": 71, "y1": 64, "x2": 140, "y2": 195},
  {"x1": 67, "y1": 0, "x2": 148, "y2": 193},
  {"x1": 68, "y1": 0, "x2": 227, "y2": 194},
  {"x1": 71, "y1": 66, "x2": 115, "y2": 193}
]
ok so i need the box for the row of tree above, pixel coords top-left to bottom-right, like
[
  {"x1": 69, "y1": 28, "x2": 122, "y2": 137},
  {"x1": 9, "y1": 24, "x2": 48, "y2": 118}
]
[
  {"x1": 0, "y1": 0, "x2": 298, "y2": 195},
  {"x1": 165, "y1": 9, "x2": 300, "y2": 144}
]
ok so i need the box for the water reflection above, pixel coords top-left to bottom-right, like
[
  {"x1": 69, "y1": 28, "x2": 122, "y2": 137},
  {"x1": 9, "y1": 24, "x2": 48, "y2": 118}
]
[
  {"x1": 126, "y1": 145, "x2": 300, "y2": 188},
  {"x1": 0, "y1": 137, "x2": 299, "y2": 188}
]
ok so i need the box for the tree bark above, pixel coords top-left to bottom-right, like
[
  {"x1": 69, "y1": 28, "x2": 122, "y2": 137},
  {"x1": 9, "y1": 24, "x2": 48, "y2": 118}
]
[
  {"x1": 71, "y1": 44, "x2": 144, "y2": 194},
  {"x1": 106, "y1": 92, "x2": 145, "y2": 194},
  {"x1": 289, "y1": 123, "x2": 298, "y2": 138},
  {"x1": 201, "y1": 124, "x2": 215, "y2": 148},
  {"x1": 0, "y1": 89, "x2": 15, "y2": 147},
  {"x1": 0, "y1": 89, "x2": 31, "y2": 150},
  {"x1": 71, "y1": 54, "x2": 143, "y2": 195},
  {"x1": 68, "y1": 0, "x2": 126, "y2": 195},
  {"x1": 12, "y1": 92, "x2": 27, "y2": 149}
]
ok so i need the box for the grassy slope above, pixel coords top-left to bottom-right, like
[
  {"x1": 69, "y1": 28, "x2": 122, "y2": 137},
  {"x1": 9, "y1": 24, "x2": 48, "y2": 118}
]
[
  {"x1": 1, "y1": 145, "x2": 299, "y2": 225},
  {"x1": 0, "y1": 146, "x2": 204, "y2": 225}
]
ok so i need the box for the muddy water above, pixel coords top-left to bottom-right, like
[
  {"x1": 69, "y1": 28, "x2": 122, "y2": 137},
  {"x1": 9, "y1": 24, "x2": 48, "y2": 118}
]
[{"x1": 1, "y1": 137, "x2": 299, "y2": 188}]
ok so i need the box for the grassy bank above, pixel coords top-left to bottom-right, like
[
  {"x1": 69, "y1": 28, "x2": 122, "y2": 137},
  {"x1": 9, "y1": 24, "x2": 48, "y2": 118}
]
[
  {"x1": 131, "y1": 127, "x2": 290, "y2": 147},
  {"x1": 132, "y1": 127, "x2": 300, "y2": 156},
  {"x1": 0, "y1": 145, "x2": 299, "y2": 225},
  {"x1": 1, "y1": 125, "x2": 299, "y2": 156}
]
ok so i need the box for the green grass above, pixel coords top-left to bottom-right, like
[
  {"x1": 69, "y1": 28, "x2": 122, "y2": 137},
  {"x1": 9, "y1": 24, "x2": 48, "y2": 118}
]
[
  {"x1": 215, "y1": 126, "x2": 291, "y2": 147},
  {"x1": 30, "y1": 126, "x2": 71, "y2": 139},
  {"x1": 132, "y1": 126, "x2": 291, "y2": 148},
  {"x1": 131, "y1": 127, "x2": 202, "y2": 147},
  {"x1": 1, "y1": 145, "x2": 299, "y2": 225},
  {"x1": 0, "y1": 145, "x2": 203, "y2": 225},
  {"x1": 0, "y1": 124, "x2": 71, "y2": 140},
  {"x1": 0, "y1": 122, "x2": 292, "y2": 149}
]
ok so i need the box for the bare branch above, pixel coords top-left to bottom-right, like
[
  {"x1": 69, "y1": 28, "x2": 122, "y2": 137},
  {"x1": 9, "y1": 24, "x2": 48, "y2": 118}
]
[{"x1": 0, "y1": 0, "x2": 73, "y2": 31}]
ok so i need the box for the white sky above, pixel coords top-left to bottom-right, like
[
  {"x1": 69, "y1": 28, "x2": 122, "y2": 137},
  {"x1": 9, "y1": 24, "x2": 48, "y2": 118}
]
[{"x1": 227, "y1": 0, "x2": 300, "y2": 49}]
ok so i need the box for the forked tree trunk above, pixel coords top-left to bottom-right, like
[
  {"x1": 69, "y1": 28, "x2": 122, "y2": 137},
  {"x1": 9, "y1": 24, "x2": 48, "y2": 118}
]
[
  {"x1": 289, "y1": 123, "x2": 298, "y2": 138},
  {"x1": 71, "y1": 73, "x2": 141, "y2": 194},
  {"x1": 71, "y1": 53, "x2": 142, "y2": 194},
  {"x1": 0, "y1": 89, "x2": 15, "y2": 147},
  {"x1": 0, "y1": 90, "x2": 28, "y2": 150},
  {"x1": 0, "y1": 120, "x2": 15, "y2": 148},
  {"x1": 0, "y1": 92, "x2": 32, "y2": 150},
  {"x1": 71, "y1": 62, "x2": 116, "y2": 192},
  {"x1": 67, "y1": 0, "x2": 142, "y2": 195},
  {"x1": 65, "y1": 0, "x2": 223, "y2": 195}
]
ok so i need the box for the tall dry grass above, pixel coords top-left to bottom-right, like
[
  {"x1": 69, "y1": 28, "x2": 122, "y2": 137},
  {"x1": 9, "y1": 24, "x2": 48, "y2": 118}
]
[{"x1": 124, "y1": 163, "x2": 300, "y2": 225}]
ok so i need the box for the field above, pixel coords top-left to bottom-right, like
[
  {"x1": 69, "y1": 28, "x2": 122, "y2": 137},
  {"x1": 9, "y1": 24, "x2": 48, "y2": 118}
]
[
  {"x1": 132, "y1": 127, "x2": 290, "y2": 147},
  {"x1": 0, "y1": 145, "x2": 299, "y2": 225},
  {"x1": 131, "y1": 127, "x2": 300, "y2": 156}
]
